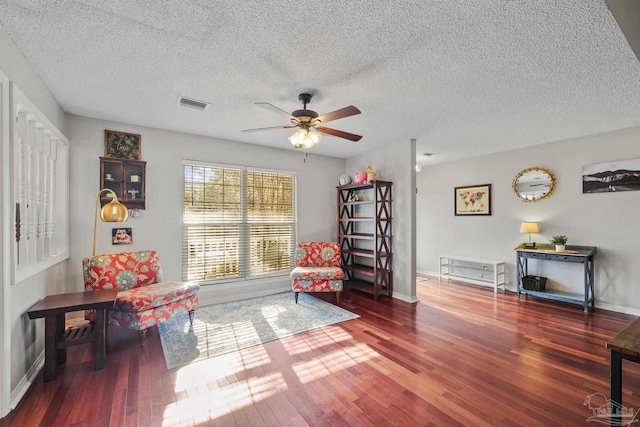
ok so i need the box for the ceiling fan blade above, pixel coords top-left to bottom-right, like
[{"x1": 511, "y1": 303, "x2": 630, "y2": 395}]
[
  {"x1": 316, "y1": 105, "x2": 361, "y2": 124},
  {"x1": 241, "y1": 125, "x2": 297, "y2": 133},
  {"x1": 255, "y1": 102, "x2": 295, "y2": 120},
  {"x1": 316, "y1": 126, "x2": 362, "y2": 142}
]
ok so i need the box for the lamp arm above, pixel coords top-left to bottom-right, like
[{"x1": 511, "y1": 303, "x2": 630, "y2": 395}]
[{"x1": 93, "y1": 189, "x2": 118, "y2": 256}]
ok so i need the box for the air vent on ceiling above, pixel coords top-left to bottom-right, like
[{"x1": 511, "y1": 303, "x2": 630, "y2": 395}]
[{"x1": 177, "y1": 96, "x2": 210, "y2": 111}]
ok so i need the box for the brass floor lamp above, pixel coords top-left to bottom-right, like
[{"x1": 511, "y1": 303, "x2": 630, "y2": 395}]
[{"x1": 94, "y1": 189, "x2": 129, "y2": 256}]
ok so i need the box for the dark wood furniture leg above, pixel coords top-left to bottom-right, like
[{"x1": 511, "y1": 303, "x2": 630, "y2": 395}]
[
  {"x1": 610, "y1": 350, "x2": 622, "y2": 426},
  {"x1": 138, "y1": 329, "x2": 147, "y2": 348},
  {"x1": 43, "y1": 316, "x2": 58, "y2": 382},
  {"x1": 55, "y1": 313, "x2": 66, "y2": 363},
  {"x1": 94, "y1": 308, "x2": 107, "y2": 369},
  {"x1": 188, "y1": 310, "x2": 195, "y2": 326}
]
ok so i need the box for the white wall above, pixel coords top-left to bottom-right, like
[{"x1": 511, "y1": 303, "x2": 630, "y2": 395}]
[
  {"x1": 67, "y1": 115, "x2": 346, "y2": 303},
  {"x1": 346, "y1": 139, "x2": 417, "y2": 302},
  {"x1": 417, "y1": 126, "x2": 640, "y2": 314},
  {"x1": 0, "y1": 27, "x2": 70, "y2": 415}
]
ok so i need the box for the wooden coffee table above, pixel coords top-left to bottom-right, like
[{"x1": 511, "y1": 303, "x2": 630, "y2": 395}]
[
  {"x1": 27, "y1": 289, "x2": 118, "y2": 381},
  {"x1": 606, "y1": 317, "x2": 640, "y2": 426}
]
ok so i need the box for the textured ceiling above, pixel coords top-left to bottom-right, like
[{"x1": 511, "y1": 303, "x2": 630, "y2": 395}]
[{"x1": 1, "y1": 0, "x2": 640, "y2": 165}]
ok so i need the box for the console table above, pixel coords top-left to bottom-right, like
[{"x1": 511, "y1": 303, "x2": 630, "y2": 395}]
[
  {"x1": 515, "y1": 243, "x2": 596, "y2": 312},
  {"x1": 27, "y1": 289, "x2": 118, "y2": 381}
]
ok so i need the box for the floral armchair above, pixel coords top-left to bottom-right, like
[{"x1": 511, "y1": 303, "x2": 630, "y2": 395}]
[
  {"x1": 290, "y1": 242, "x2": 344, "y2": 304},
  {"x1": 82, "y1": 250, "x2": 200, "y2": 347}
]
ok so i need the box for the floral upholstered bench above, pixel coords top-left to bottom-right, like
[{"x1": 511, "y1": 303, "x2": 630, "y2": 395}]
[
  {"x1": 82, "y1": 250, "x2": 200, "y2": 347},
  {"x1": 290, "y1": 241, "x2": 344, "y2": 304}
]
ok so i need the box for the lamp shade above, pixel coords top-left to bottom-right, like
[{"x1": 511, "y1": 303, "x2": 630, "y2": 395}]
[
  {"x1": 101, "y1": 198, "x2": 129, "y2": 222},
  {"x1": 520, "y1": 222, "x2": 539, "y2": 234},
  {"x1": 94, "y1": 189, "x2": 128, "y2": 255}
]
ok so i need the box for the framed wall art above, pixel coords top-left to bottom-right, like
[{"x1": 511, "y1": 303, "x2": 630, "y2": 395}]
[
  {"x1": 454, "y1": 184, "x2": 491, "y2": 216},
  {"x1": 112, "y1": 228, "x2": 132, "y2": 245},
  {"x1": 582, "y1": 158, "x2": 640, "y2": 193},
  {"x1": 104, "y1": 130, "x2": 141, "y2": 160}
]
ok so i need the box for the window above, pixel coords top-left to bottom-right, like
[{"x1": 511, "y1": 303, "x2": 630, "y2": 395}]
[
  {"x1": 182, "y1": 161, "x2": 296, "y2": 282},
  {"x1": 12, "y1": 85, "x2": 69, "y2": 283}
]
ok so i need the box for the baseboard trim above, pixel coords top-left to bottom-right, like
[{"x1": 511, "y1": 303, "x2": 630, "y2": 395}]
[
  {"x1": 10, "y1": 350, "x2": 43, "y2": 411},
  {"x1": 393, "y1": 292, "x2": 419, "y2": 303},
  {"x1": 417, "y1": 270, "x2": 640, "y2": 316},
  {"x1": 594, "y1": 301, "x2": 640, "y2": 316}
]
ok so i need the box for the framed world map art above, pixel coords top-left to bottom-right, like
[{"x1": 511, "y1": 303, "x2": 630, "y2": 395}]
[
  {"x1": 454, "y1": 184, "x2": 491, "y2": 216},
  {"x1": 104, "y1": 130, "x2": 141, "y2": 160}
]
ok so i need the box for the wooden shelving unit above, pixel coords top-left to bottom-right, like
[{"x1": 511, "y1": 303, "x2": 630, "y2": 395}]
[
  {"x1": 100, "y1": 157, "x2": 146, "y2": 210},
  {"x1": 337, "y1": 180, "x2": 392, "y2": 300}
]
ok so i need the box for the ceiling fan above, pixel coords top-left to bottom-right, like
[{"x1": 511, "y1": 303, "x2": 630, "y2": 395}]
[{"x1": 241, "y1": 93, "x2": 362, "y2": 149}]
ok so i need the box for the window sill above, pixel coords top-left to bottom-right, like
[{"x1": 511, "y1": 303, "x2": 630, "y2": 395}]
[
  {"x1": 198, "y1": 272, "x2": 290, "y2": 287},
  {"x1": 14, "y1": 252, "x2": 69, "y2": 285}
]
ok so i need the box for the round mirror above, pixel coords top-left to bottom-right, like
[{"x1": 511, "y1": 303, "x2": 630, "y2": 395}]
[{"x1": 512, "y1": 167, "x2": 556, "y2": 202}]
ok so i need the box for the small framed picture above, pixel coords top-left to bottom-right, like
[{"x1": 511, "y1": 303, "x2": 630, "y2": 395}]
[
  {"x1": 454, "y1": 184, "x2": 491, "y2": 216},
  {"x1": 112, "y1": 228, "x2": 132, "y2": 245},
  {"x1": 104, "y1": 130, "x2": 141, "y2": 160}
]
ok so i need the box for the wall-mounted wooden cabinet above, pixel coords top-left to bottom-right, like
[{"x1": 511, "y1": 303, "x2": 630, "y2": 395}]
[{"x1": 99, "y1": 157, "x2": 146, "y2": 210}]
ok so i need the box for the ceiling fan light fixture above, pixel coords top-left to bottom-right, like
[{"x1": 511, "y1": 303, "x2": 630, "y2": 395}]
[{"x1": 289, "y1": 126, "x2": 322, "y2": 149}]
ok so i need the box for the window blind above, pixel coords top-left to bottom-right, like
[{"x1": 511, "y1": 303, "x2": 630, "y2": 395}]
[{"x1": 183, "y1": 162, "x2": 296, "y2": 282}]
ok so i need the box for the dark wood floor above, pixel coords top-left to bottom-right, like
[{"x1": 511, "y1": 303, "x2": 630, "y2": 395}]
[{"x1": 3, "y1": 277, "x2": 639, "y2": 426}]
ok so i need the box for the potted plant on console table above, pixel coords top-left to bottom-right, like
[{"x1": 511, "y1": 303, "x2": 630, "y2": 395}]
[{"x1": 551, "y1": 235, "x2": 568, "y2": 252}]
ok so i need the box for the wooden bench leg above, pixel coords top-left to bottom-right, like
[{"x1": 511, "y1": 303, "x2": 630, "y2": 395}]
[
  {"x1": 138, "y1": 329, "x2": 147, "y2": 349},
  {"x1": 336, "y1": 291, "x2": 341, "y2": 305}
]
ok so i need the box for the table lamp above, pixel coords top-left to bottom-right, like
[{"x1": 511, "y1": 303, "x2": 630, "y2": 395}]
[
  {"x1": 93, "y1": 189, "x2": 128, "y2": 255},
  {"x1": 520, "y1": 222, "x2": 539, "y2": 248}
]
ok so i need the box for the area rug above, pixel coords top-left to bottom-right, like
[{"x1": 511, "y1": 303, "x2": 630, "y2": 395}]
[{"x1": 157, "y1": 292, "x2": 359, "y2": 369}]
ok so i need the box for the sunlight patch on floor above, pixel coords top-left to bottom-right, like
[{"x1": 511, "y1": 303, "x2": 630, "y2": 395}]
[
  {"x1": 292, "y1": 342, "x2": 379, "y2": 384},
  {"x1": 165, "y1": 368, "x2": 286, "y2": 426},
  {"x1": 164, "y1": 322, "x2": 380, "y2": 425},
  {"x1": 261, "y1": 303, "x2": 291, "y2": 335},
  {"x1": 280, "y1": 325, "x2": 354, "y2": 355},
  {"x1": 174, "y1": 344, "x2": 272, "y2": 391}
]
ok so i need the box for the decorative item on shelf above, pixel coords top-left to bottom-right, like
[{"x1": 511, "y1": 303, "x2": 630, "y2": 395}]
[
  {"x1": 354, "y1": 170, "x2": 368, "y2": 183},
  {"x1": 104, "y1": 130, "x2": 141, "y2": 160},
  {"x1": 105, "y1": 173, "x2": 114, "y2": 181},
  {"x1": 127, "y1": 188, "x2": 140, "y2": 199},
  {"x1": 366, "y1": 165, "x2": 377, "y2": 182},
  {"x1": 339, "y1": 174, "x2": 352, "y2": 186},
  {"x1": 520, "y1": 222, "x2": 539, "y2": 248},
  {"x1": 130, "y1": 174, "x2": 140, "y2": 182},
  {"x1": 550, "y1": 235, "x2": 568, "y2": 252},
  {"x1": 93, "y1": 189, "x2": 128, "y2": 256},
  {"x1": 522, "y1": 275, "x2": 547, "y2": 291},
  {"x1": 129, "y1": 208, "x2": 140, "y2": 218},
  {"x1": 348, "y1": 193, "x2": 360, "y2": 202}
]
